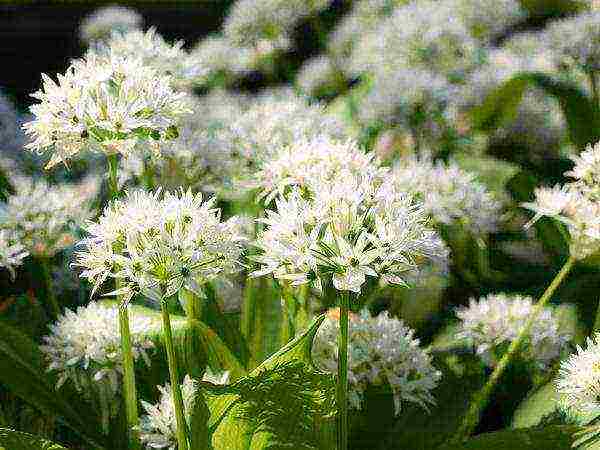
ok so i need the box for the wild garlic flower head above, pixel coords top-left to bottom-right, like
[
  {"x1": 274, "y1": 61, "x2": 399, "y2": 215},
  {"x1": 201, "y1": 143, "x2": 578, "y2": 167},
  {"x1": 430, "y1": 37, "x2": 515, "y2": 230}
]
[
  {"x1": 449, "y1": 0, "x2": 526, "y2": 42},
  {"x1": 138, "y1": 371, "x2": 228, "y2": 449},
  {"x1": 41, "y1": 302, "x2": 154, "y2": 430},
  {"x1": 23, "y1": 52, "x2": 191, "y2": 169},
  {"x1": 79, "y1": 5, "x2": 143, "y2": 44},
  {"x1": 0, "y1": 230, "x2": 28, "y2": 279},
  {"x1": 189, "y1": 36, "x2": 253, "y2": 86},
  {"x1": 350, "y1": 0, "x2": 479, "y2": 78},
  {"x1": 252, "y1": 172, "x2": 445, "y2": 294},
  {"x1": 0, "y1": 175, "x2": 97, "y2": 257},
  {"x1": 255, "y1": 136, "x2": 387, "y2": 203},
  {"x1": 524, "y1": 142, "x2": 600, "y2": 259},
  {"x1": 557, "y1": 334, "x2": 600, "y2": 415},
  {"x1": 296, "y1": 55, "x2": 341, "y2": 97},
  {"x1": 544, "y1": 11, "x2": 600, "y2": 72},
  {"x1": 225, "y1": 91, "x2": 348, "y2": 182},
  {"x1": 389, "y1": 153, "x2": 501, "y2": 234},
  {"x1": 456, "y1": 293, "x2": 573, "y2": 368},
  {"x1": 97, "y1": 28, "x2": 203, "y2": 90},
  {"x1": 223, "y1": 0, "x2": 333, "y2": 55},
  {"x1": 314, "y1": 309, "x2": 441, "y2": 414},
  {"x1": 74, "y1": 189, "x2": 245, "y2": 304}
]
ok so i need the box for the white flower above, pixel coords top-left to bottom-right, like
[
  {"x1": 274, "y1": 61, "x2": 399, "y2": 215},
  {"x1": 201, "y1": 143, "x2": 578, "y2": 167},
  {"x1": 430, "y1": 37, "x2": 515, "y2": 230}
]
[
  {"x1": 450, "y1": 0, "x2": 526, "y2": 42},
  {"x1": 40, "y1": 302, "x2": 154, "y2": 430},
  {"x1": 252, "y1": 167, "x2": 445, "y2": 294},
  {"x1": 79, "y1": 5, "x2": 143, "y2": 44},
  {"x1": 522, "y1": 185, "x2": 574, "y2": 226},
  {"x1": 389, "y1": 153, "x2": 501, "y2": 234},
  {"x1": 557, "y1": 334, "x2": 600, "y2": 414},
  {"x1": 0, "y1": 230, "x2": 28, "y2": 278},
  {"x1": 23, "y1": 52, "x2": 191, "y2": 169},
  {"x1": 256, "y1": 136, "x2": 386, "y2": 203},
  {"x1": 0, "y1": 175, "x2": 98, "y2": 257},
  {"x1": 313, "y1": 309, "x2": 441, "y2": 414},
  {"x1": 74, "y1": 189, "x2": 245, "y2": 303},
  {"x1": 189, "y1": 36, "x2": 253, "y2": 85},
  {"x1": 456, "y1": 293, "x2": 573, "y2": 368},
  {"x1": 567, "y1": 141, "x2": 600, "y2": 186}
]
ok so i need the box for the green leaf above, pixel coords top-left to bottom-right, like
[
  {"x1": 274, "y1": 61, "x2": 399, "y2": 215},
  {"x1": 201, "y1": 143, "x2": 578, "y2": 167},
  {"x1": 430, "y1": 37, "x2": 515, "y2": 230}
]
[
  {"x1": 0, "y1": 320, "x2": 106, "y2": 449},
  {"x1": 0, "y1": 428, "x2": 68, "y2": 450},
  {"x1": 189, "y1": 314, "x2": 337, "y2": 450},
  {"x1": 438, "y1": 425, "x2": 578, "y2": 450},
  {"x1": 471, "y1": 72, "x2": 600, "y2": 151}
]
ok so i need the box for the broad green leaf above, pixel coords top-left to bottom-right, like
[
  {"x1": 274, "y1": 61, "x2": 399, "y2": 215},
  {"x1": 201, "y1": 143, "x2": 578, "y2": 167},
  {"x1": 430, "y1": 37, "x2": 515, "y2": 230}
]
[
  {"x1": 0, "y1": 428, "x2": 68, "y2": 450},
  {"x1": 453, "y1": 153, "x2": 519, "y2": 198},
  {"x1": 189, "y1": 314, "x2": 337, "y2": 450},
  {"x1": 471, "y1": 72, "x2": 600, "y2": 151},
  {"x1": 0, "y1": 320, "x2": 106, "y2": 449},
  {"x1": 438, "y1": 425, "x2": 578, "y2": 450}
]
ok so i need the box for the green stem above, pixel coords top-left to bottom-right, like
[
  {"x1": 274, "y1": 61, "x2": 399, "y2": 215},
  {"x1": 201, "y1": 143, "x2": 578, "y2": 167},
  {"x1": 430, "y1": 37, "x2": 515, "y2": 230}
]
[
  {"x1": 107, "y1": 154, "x2": 119, "y2": 200},
  {"x1": 337, "y1": 291, "x2": 350, "y2": 450},
  {"x1": 161, "y1": 296, "x2": 189, "y2": 450},
  {"x1": 452, "y1": 256, "x2": 575, "y2": 443},
  {"x1": 280, "y1": 283, "x2": 297, "y2": 345},
  {"x1": 119, "y1": 303, "x2": 140, "y2": 449},
  {"x1": 590, "y1": 71, "x2": 599, "y2": 110},
  {"x1": 40, "y1": 257, "x2": 60, "y2": 319}
]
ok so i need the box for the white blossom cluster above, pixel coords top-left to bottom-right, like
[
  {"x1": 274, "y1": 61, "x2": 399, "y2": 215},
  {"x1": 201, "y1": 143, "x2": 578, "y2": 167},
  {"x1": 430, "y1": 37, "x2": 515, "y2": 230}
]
[
  {"x1": 0, "y1": 229, "x2": 28, "y2": 278},
  {"x1": 138, "y1": 371, "x2": 229, "y2": 449},
  {"x1": 313, "y1": 309, "x2": 441, "y2": 413},
  {"x1": 0, "y1": 175, "x2": 98, "y2": 257},
  {"x1": 544, "y1": 10, "x2": 600, "y2": 72},
  {"x1": 524, "y1": 141, "x2": 600, "y2": 260},
  {"x1": 556, "y1": 334, "x2": 600, "y2": 415},
  {"x1": 23, "y1": 52, "x2": 191, "y2": 169},
  {"x1": 97, "y1": 28, "x2": 203, "y2": 90},
  {"x1": 389, "y1": 153, "x2": 501, "y2": 234},
  {"x1": 449, "y1": 0, "x2": 526, "y2": 42},
  {"x1": 189, "y1": 36, "x2": 253, "y2": 86},
  {"x1": 74, "y1": 189, "x2": 245, "y2": 304},
  {"x1": 255, "y1": 136, "x2": 386, "y2": 203},
  {"x1": 223, "y1": 0, "x2": 333, "y2": 56},
  {"x1": 252, "y1": 165, "x2": 445, "y2": 293},
  {"x1": 79, "y1": 5, "x2": 143, "y2": 45},
  {"x1": 456, "y1": 293, "x2": 573, "y2": 368},
  {"x1": 40, "y1": 302, "x2": 155, "y2": 430}
]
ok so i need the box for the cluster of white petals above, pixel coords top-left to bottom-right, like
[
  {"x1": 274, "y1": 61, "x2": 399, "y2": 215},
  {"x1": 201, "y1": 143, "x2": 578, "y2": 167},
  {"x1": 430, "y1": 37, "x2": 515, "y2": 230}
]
[
  {"x1": 0, "y1": 175, "x2": 98, "y2": 257},
  {"x1": 449, "y1": 0, "x2": 526, "y2": 42},
  {"x1": 252, "y1": 164, "x2": 445, "y2": 293},
  {"x1": 313, "y1": 309, "x2": 441, "y2": 413},
  {"x1": 23, "y1": 52, "x2": 191, "y2": 169},
  {"x1": 524, "y1": 141, "x2": 600, "y2": 259},
  {"x1": 97, "y1": 28, "x2": 203, "y2": 90},
  {"x1": 189, "y1": 36, "x2": 253, "y2": 86},
  {"x1": 0, "y1": 229, "x2": 28, "y2": 278},
  {"x1": 255, "y1": 136, "x2": 386, "y2": 203},
  {"x1": 557, "y1": 334, "x2": 600, "y2": 415},
  {"x1": 138, "y1": 371, "x2": 229, "y2": 449},
  {"x1": 41, "y1": 302, "x2": 155, "y2": 430},
  {"x1": 79, "y1": 5, "x2": 143, "y2": 44},
  {"x1": 389, "y1": 153, "x2": 501, "y2": 234},
  {"x1": 74, "y1": 189, "x2": 245, "y2": 304},
  {"x1": 456, "y1": 293, "x2": 573, "y2": 368}
]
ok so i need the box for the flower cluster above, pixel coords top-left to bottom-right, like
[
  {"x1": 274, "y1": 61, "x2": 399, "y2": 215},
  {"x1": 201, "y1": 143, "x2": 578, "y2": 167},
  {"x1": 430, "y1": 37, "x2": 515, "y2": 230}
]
[
  {"x1": 255, "y1": 136, "x2": 386, "y2": 203},
  {"x1": 189, "y1": 36, "x2": 253, "y2": 86},
  {"x1": 79, "y1": 5, "x2": 143, "y2": 45},
  {"x1": 523, "y1": 141, "x2": 600, "y2": 260},
  {"x1": 138, "y1": 371, "x2": 229, "y2": 449},
  {"x1": 0, "y1": 175, "x2": 97, "y2": 257},
  {"x1": 456, "y1": 293, "x2": 573, "y2": 368},
  {"x1": 556, "y1": 334, "x2": 600, "y2": 415},
  {"x1": 451, "y1": 0, "x2": 526, "y2": 42},
  {"x1": 313, "y1": 309, "x2": 441, "y2": 413},
  {"x1": 389, "y1": 153, "x2": 501, "y2": 234},
  {"x1": 40, "y1": 302, "x2": 155, "y2": 430},
  {"x1": 252, "y1": 165, "x2": 445, "y2": 293},
  {"x1": 0, "y1": 229, "x2": 28, "y2": 278},
  {"x1": 23, "y1": 52, "x2": 190, "y2": 169},
  {"x1": 296, "y1": 55, "x2": 341, "y2": 97},
  {"x1": 98, "y1": 28, "x2": 203, "y2": 90},
  {"x1": 74, "y1": 189, "x2": 245, "y2": 303}
]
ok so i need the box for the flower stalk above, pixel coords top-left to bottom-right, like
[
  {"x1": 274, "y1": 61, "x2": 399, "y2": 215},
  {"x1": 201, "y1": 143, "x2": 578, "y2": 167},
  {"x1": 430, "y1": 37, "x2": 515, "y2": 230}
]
[
  {"x1": 337, "y1": 290, "x2": 350, "y2": 450},
  {"x1": 119, "y1": 301, "x2": 141, "y2": 449},
  {"x1": 39, "y1": 257, "x2": 60, "y2": 319},
  {"x1": 452, "y1": 255, "x2": 575, "y2": 442},
  {"x1": 161, "y1": 295, "x2": 189, "y2": 450}
]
